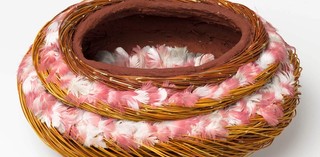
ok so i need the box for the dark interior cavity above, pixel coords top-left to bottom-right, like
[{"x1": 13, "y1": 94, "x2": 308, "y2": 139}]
[
  {"x1": 82, "y1": 14, "x2": 242, "y2": 60},
  {"x1": 72, "y1": 0, "x2": 253, "y2": 77}
]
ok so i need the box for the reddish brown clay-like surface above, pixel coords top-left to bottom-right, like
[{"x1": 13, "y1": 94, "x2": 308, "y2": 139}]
[{"x1": 73, "y1": 0, "x2": 253, "y2": 77}]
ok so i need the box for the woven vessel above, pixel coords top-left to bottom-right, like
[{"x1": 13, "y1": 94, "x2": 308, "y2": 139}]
[{"x1": 18, "y1": 0, "x2": 301, "y2": 156}]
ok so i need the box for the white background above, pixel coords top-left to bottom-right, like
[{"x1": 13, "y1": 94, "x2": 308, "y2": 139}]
[{"x1": 0, "y1": 0, "x2": 319, "y2": 156}]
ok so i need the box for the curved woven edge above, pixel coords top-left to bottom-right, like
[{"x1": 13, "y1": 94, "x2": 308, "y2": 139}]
[
  {"x1": 18, "y1": 80, "x2": 299, "y2": 157},
  {"x1": 33, "y1": 49, "x2": 279, "y2": 121},
  {"x1": 59, "y1": 0, "x2": 268, "y2": 90},
  {"x1": 30, "y1": 0, "x2": 275, "y2": 121},
  {"x1": 41, "y1": 63, "x2": 279, "y2": 121},
  {"x1": 19, "y1": 51, "x2": 301, "y2": 157}
]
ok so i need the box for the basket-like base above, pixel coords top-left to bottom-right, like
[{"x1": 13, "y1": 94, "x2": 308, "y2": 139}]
[{"x1": 18, "y1": 52, "x2": 301, "y2": 157}]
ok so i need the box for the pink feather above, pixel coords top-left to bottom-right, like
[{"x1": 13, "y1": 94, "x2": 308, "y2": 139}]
[
  {"x1": 92, "y1": 82, "x2": 110, "y2": 103},
  {"x1": 238, "y1": 99, "x2": 256, "y2": 117},
  {"x1": 102, "y1": 119, "x2": 116, "y2": 139},
  {"x1": 227, "y1": 110, "x2": 250, "y2": 125},
  {"x1": 132, "y1": 45, "x2": 143, "y2": 54},
  {"x1": 281, "y1": 83, "x2": 294, "y2": 96},
  {"x1": 25, "y1": 92, "x2": 37, "y2": 109},
  {"x1": 45, "y1": 72, "x2": 59, "y2": 84},
  {"x1": 80, "y1": 112, "x2": 101, "y2": 127},
  {"x1": 168, "y1": 88, "x2": 199, "y2": 107},
  {"x1": 68, "y1": 125, "x2": 81, "y2": 142},
  {"x1": 141, "y1": 82, "x2": 167, "y2": 105},
  {"x1": 257, "y1": 92, "x2": 284, "y2": 126},
  {"x1": 163, "y1": 119, "x2": 197, "y2": 138},
  {"x1": 156, "y1": 44, "x2": 169, "y2": 57},
  {"x1": 206, "y1": 85, "x2": 219, "y2": 98},
  {"x1": 58, "y1": 73, "x2": 74, "y2": 89},
  {"x1": 190, "y1": 118, "x2": 211, "y2": 137},
  {"x1": 38, "y1": 44, "x2": 61, "y2": 70},
  {"x1": 106, "y1": 91, "x2": 121, "y2": 109},
  {"x1": 259, "y1": 103, "x2": 284, "y2": 126},
  {"x1": 145, "y1": 47, "x2": 161, "y2": 68},
  {"x1": 199, "y1": 54, "x2": 215, "y2": 65},
  {"x1": 171, "y1": 120, "x2": 192, "y2": 137},
  {"x1": 108, "y1": 91, "x2": 141, "y2": 110},
  {"x1": 73, "y1": 83, "x2": 110, "y2": 105},
  {"x1": 116, "y1": 135, "x2": 137, "y2": 149},
  {"x1": 39, "y1": 50, "x2": 58, "y2": 70},
  {"x1": 237, "y1": 63, "x2": 262, "y2": 84},
  {"x1": 60, "y1": 108, "x2": 81, "y2": 134},
  {"x1": 181, "y1": 118, "x2": 199, "y2": 133},
  {"x1": 17, "y1": 54, "x2": 33, "y2": 82},
  {"x1": 40, "y1": 94, "x2": 57, "y2": 112},
  {"x1": 66, "y1": 92, "x2": 84, "y2": 106},
  {"x1": 219, "y1": 78, "x2": 240, "y2": 97},
  {"x1": 156, "y1": 125, "x2": 171, "y2": 141},
  {"x1": 50, "y1": 61, "x2": 69, "y2": 76},
  {"x1": 267, "y1": 42, "x2": 287, "y2": 61},
  {"x1": 205, "y1": 120, "x2": 228, "y2": 138},
  {"x1": 131, "y1": 45, "x2": 146, "y2": 68},
  {"x1": 115, "y1": 45, "x2": 214, "y2": 68}
]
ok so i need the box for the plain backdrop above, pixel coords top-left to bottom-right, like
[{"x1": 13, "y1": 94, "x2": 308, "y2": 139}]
[{"x1": 0, "y1": 0, "x2": 319, "y2": 156}]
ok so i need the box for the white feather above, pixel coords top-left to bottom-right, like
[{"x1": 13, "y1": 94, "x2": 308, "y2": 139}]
[
  {"x1": 115, "y1": 47, "x2": 129, "y2": 66},
  {"x1": 200, "y1": 54, "x2": 215, "y2": 65},
  {"x1": 77, "y1": 124, "x2": 105, "y2": 148},
  {"x1": 277, "y1": 72, "x2": 294, "y2": 85},
  {"x1": 94, "y1": 50, "x2": 116, "y2": 64},
  {"x1": 152, "y1": 88, "x2": 168, "y2": 107},
  {"x1": 235, "y1": 71, "x2": 248, "y2": 86},
  {"x1": 22, "y1": 71, "x2": 38, "y2": 94},
  {"x1": 157, "y1": 88, "x2": 168, "y2": 102},
  {"x1": 158, "y1": 46, "x2": 171, "y2": 63},
  {"x1": 47, "y1": 21, "x2": 59, "y2": 32},
  {"x1": 45, "y1": 31, "x2": 59, "y2": 46},
  {"x1": 225, "y1": 115, "x2": 241, "y2": 126},
  {"x1": 115, "y1": 47, "x2": 129, "y2": 59},
  {"x1": 245, "y1": 94, "x2": 262, "y2": 115},
  {"x1": 190, "y1": 120, "x2": 206, "y2": 136},
  {"x1": 276, "y1": 72, "x2": 294, "y2": 96},
  {"x1": 90, "y1": 134, "x2": 107, "y2": 148},
  {"x1": 112, "y1": 121, "x2": 136, "y2": 136},
  {"x1": 193, "y1": 85, "x2": 213, "y2": 97},
  {"x1": 266, "y1": 77, "x2": 284, "y2": 100},
  {"x1": 126, "y1": 98, "x2": 140, "y2": 110},
  {"x1": 129, "y1": 55, "x2": 141, "y2": 68},
  {"x1": 40, "y1": 115, "x2": 51, "y2": 127},
  {"x1": 194, "y1": 55, "x2": 202, "y2": 67},
  {"x1": 68, "y1": 76, "x2": 94, "y2": 97},
  {"x1": 133, "y1": 122, "x2": 157, "y2": 145},
  {"x1": 133, "y1": 90, "x2": 149, "y2": 104},
  {"x1": 269, "y1": 32, "x2": 283, "y2": 43},
  {"x1": 257, "y1": 52, "x2": 275, "y2": 69},
  {"x1": 164, "y1": 47, "x2": 188, "y2": 67},
  {"x1": 51, "y1": 102, "x2": 64, "y2": 133},
  {"x1": 146, "y1": 47, "x2": 161, "y2": 68},
  {"x1": 205, "y1": 112, "x2": 224, "y2": 137},
  {"x1": 211, "y1": 87, "x2": 224, "y2": 99}
]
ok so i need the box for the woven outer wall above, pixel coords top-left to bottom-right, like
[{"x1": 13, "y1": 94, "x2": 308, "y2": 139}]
[
  {"x1": 31, "y1": 0, "x2": 272, "y2": 121},
  {"x1": 18, "y1": 51, "x2": 301, "y2": 157},
  {"x1": 17, "y1": 0, "x2": 301, "y2": 156}
]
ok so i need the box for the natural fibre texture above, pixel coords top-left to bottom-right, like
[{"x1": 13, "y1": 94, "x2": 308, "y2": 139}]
[
  {"x1": 30, "y1": 0, "x2": 273, "y2": 121},
  {"x1": 17, "y1": 0, "x2": 301, "y2": 157}
]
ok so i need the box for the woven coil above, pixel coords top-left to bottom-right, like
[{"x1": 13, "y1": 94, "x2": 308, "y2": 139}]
[
  {"x1": 32, "y1": 0, "x2": 271, "y2": 121},
  {"x1": 17, "y1": 0, "x2": 301, "y2": 156}
]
